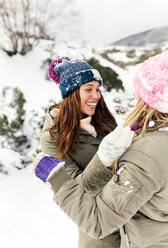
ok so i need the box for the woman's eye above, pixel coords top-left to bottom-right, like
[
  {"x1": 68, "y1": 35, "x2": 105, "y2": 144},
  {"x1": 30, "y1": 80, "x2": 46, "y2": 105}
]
[{"x1": 85, "y1": 88, "x2": 101, "y2": 92}]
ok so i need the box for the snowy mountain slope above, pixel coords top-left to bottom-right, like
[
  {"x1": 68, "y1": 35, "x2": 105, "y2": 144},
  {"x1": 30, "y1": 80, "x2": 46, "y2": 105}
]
[{"x1": 112, "y1": 25, "x2": 168, "y2": 47}]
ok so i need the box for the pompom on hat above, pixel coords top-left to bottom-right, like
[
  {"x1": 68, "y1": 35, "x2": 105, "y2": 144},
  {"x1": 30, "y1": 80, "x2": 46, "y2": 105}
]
[
  {"x1": 48, "y1": 58, "x2": 103, "y2": 99},
  {"x1": 133, "y1": 50, "x2": 168, "y2": 113}
]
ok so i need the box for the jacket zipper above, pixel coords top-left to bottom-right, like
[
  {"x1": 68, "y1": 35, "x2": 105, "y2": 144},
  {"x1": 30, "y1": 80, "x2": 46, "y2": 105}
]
[
  {"x1": 114, "y1": 166, "x2": 124, "y2": 183},
  {"x1": 123, "y1": 225, "x2": 130, "y2": 247},
  {"x1": 114, "y1": 167, "x2": 131, "y2": 247}
]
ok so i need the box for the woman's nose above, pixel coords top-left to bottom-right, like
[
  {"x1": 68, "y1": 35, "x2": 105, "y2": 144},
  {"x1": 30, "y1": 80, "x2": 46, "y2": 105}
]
[{"x1": 91, "y1": 90, "x2": 100, "y2": 99}]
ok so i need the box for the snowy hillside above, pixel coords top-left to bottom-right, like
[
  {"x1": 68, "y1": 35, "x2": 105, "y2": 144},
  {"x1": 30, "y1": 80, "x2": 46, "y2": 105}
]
[
  {"x1": 0, "y1": 40, "x2": 167, "y2": 248},
  {"x1": 112, "y1": 25, "x2": 168, "y2": 47}
]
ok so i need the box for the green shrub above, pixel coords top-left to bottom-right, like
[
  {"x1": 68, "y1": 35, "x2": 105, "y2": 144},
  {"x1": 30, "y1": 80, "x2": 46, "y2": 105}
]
[
  {"x1": 86, "y1": 58, "x2": 124, "y2": 91},
  {"x1": 100, "y1": 47, "x2": 163, "y2": 68},
  {"x1": 0, "y1": 162, "x2": 8, "y2": 175},
  {"x1": 137, "y1": 48, "x2": 162, "y2": 64},
  {"x1": 0, "y1": 115, "x2": 8, "y2": 135},
  {"x1": 126, "y1": 49, "x2": 136, "y2": 58},
  {"x1": 15, "y1": 89, "x2": 26, "y2": 124},
  {"x1": 0, "y1": 87, "x2": 27, "y2": 146},
  {"x1": 102, "y1": 48, "x2": 121, "y2": 54}
]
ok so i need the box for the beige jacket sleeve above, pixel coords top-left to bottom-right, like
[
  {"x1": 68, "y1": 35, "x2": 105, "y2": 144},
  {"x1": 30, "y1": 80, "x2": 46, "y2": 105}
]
[
  {"x1": 40, "y1": 126, "x2": 82, "y2": 178},
  {"x1": 40, "y1": 111, "x2": 112, "y2": 197},
  {"x1": 47, "y1": 148, "x2": 163, "y2": 239}
]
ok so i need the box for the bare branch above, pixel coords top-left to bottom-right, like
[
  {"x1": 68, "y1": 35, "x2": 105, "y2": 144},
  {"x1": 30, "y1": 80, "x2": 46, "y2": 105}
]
[{"x1": 0, "y1": 0, "x2": 80, "y2": 55}]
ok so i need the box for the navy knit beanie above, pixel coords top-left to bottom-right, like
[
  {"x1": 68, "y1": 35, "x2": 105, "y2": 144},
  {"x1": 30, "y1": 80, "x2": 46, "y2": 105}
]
[{"x1": 48, "y1": 58, "x2": 103, "y2": 99}]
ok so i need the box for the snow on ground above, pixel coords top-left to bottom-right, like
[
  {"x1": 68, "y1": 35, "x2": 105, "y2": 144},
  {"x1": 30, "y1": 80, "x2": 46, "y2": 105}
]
[
  {"x1": 0, "y1": 147, "x2": 23, "y2": 168},
  {"x1": 0, "y1": 165, "x2": 78, "y2": 248}
]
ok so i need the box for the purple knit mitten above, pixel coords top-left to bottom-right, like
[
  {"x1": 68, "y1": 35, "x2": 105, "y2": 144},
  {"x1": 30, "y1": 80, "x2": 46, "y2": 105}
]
[{"x1": 35, "y1": 156, "x2": 65, "y2": 182}]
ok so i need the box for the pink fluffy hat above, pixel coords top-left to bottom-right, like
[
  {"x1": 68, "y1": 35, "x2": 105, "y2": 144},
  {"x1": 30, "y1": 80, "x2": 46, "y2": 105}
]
[{"x1": 133, "y1": 50, "x2": 168, "y2": 113}]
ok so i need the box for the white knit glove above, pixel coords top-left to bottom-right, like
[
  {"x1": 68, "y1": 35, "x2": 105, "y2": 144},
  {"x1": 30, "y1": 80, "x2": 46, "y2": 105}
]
[{"x1": 98, "y1": 125, "x2": 135, "y2": 167}]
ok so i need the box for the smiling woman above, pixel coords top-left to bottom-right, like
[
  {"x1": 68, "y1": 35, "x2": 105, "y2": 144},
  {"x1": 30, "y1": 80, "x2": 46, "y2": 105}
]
[{"x1": 38, "y1": 58, "x2": 122, "y2": 248}]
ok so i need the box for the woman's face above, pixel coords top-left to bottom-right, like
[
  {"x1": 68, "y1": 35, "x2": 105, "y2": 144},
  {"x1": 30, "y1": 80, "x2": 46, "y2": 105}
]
[{"x1": 80, "y1": 81, "x2": 101, "y2": 117}]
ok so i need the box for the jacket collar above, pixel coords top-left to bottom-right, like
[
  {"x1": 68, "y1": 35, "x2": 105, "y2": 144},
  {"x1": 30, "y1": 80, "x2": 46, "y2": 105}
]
[
  {"x1": 47, "y1": 108, "x2": 102, "y2": 144},
  {"x1": 134, "y1": 123, "x2": 168, "y2": 137}
]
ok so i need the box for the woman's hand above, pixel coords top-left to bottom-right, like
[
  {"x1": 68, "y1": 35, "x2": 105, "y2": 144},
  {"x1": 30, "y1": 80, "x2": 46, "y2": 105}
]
[{"x1": 98, "y1": 125, "x2": 135, "y2": 167}]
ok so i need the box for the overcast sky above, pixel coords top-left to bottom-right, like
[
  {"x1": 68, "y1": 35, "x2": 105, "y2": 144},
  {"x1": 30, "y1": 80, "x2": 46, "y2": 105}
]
[{"x1": 76, "y1": 0, "x2": 168, "y2": 45}]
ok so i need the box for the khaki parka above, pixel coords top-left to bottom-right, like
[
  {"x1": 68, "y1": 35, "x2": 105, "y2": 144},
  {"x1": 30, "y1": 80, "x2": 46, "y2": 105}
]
[
  {"x1": 47, "y1": 128, "x2": 168, "y2": 248},
  {"x1": 40, "y1": 110, "x2": 120, "y2": 248}
]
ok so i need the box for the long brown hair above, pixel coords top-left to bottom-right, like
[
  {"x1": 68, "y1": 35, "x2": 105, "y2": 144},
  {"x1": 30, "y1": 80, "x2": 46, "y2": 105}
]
[{"x1": 49, "y1": 88, "x2": 117, "y2": 159}]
